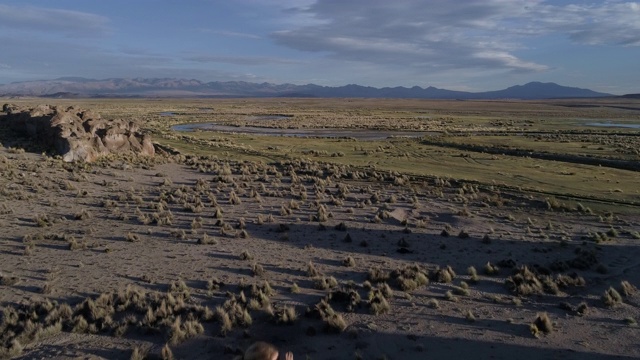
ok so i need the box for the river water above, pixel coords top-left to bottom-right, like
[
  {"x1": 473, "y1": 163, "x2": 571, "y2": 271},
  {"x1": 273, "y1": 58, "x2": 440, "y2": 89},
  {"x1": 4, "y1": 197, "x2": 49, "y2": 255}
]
[{"x1": 171, "y1": 122, "x2": 427, "y2": 140}]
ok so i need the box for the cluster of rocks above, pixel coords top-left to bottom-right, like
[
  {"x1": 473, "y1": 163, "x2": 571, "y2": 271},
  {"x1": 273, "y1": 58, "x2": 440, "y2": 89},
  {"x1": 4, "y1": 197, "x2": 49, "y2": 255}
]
[{"x1": 1, "y1": 104, "x2": 154, "y2": 162}]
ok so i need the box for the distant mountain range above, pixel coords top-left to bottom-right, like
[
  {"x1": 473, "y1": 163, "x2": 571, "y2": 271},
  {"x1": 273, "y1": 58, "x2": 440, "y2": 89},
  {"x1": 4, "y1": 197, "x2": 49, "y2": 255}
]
[{"x1": 0, "y1": 77, "x2": 617, "y2": 99}]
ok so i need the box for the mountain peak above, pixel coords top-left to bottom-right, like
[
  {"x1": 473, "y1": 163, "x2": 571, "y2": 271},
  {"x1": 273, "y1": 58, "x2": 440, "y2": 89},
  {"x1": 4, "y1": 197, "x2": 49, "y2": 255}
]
[{"x1": 0, "y1": 77, "x2": 615, "y2": 99}]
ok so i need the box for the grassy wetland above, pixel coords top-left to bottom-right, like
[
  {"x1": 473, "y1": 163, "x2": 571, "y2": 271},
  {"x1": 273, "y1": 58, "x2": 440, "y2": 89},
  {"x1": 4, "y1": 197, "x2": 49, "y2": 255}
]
[{"x1": 0, "y1": 97, "x2": 639, "y2": 359}]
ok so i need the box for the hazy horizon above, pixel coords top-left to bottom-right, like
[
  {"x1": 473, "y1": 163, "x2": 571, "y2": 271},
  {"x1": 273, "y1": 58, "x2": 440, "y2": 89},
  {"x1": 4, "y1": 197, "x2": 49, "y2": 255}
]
[
  {"x1": 0, "y1": 77, "x2": 619, "y2": 96},
  {"x1": 1, "y1": 1, "x2": 639, "y2": 94}
]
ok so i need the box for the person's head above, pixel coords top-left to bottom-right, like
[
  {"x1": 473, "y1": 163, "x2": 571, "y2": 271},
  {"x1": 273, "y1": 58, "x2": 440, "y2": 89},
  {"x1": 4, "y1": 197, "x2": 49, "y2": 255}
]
[{"x1": 241, "y1": 341, "x2": 279, "y2": 360}]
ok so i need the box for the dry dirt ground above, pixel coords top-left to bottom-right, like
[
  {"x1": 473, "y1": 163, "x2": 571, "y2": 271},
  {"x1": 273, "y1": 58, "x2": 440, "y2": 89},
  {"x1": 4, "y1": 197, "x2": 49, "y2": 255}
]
[{"x1": 1, "y1": 147, "x2": 639, "y2": 360}]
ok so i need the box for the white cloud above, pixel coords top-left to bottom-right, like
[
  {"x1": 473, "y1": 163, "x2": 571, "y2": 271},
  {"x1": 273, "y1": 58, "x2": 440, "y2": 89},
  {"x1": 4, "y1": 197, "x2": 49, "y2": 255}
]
[
  {"x1": 553, "y1": 2, "x2": 640, "y2": 46},
  {"x1": 0, "y1": 4, "x2": 110, "y2": 37},
  {"x1": 271, "y1": 0, "x2": 640, "y2": 75}
]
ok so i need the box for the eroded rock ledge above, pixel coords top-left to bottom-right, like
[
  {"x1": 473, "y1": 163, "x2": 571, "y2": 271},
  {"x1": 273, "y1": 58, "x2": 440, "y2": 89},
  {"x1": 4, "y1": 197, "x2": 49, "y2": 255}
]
[{"x1": 1, "y1": 104, "x2": 154, "y2": 162}]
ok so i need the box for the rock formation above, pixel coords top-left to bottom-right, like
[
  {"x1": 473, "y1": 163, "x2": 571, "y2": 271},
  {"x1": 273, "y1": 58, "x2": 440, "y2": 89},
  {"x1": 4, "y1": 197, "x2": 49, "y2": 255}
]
[{"x1": 1, "y1": 104, "x2": 154, "y2": 162}]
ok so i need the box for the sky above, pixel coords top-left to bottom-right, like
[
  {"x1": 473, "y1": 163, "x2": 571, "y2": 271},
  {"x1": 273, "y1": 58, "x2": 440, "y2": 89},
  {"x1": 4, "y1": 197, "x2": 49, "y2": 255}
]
[{"x1": 0, "y1": 0, "x2": 639, "y2": 94}]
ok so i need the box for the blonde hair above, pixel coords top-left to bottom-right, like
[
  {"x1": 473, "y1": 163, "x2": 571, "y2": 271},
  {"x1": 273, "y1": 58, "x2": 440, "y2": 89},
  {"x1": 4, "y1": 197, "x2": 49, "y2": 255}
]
[{"x1": 235, "y1": 342, "x2": 279, "y2": 360}]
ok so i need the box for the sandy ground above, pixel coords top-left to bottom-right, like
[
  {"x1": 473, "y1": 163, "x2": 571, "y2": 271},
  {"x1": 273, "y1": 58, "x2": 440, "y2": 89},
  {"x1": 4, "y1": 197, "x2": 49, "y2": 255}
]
[{"x1": 1, "y1": 148, "x2": 639, "y2": 360}]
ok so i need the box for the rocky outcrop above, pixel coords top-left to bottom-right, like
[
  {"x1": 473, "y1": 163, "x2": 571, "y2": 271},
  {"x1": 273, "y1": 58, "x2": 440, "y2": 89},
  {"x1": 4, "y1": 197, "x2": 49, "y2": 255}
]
[{"x1": 1, "y1": 104, "x2": 154, "y2": 162}]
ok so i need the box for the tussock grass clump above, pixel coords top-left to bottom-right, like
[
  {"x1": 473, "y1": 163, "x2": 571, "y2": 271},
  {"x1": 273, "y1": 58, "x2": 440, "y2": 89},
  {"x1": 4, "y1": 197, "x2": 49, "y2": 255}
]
[
  {"x1": 251, "y1": 263, "x2": 265, "y2": 277},
  {"x1": 554, "y1": 274, "x2": 586, "y2": 289},
  {"x1": 620, "y1": 280, "x2": 637, "y2": 297},
  {"x1": 367, "y1": 266, "x2": 390, "y2": 283},
  {"x1": 190, "y1": 217, "x2": 203, "y2": 229},
  {"x1": 433, "y1": 265, "x2": 455, "y2": 283},
  {"x1": 327, "y1": 286, "x2": 363, "y2": 313},
  {"x1": 467, "y1": 266, "x2": 479, "y2": 283},
  {"x1": 239, "y1": 250, "x2": 254, "y2": 261},
  {"x1": 215, "y1": 306, "x2": 233, "y2": 336},
  {"x1": 197, "y1": 233, "x2": 217, "y2": 245},
  {"x1": 483, "y1": 262, "x2": 500, "y2": 275},
  {"x1": 314, "y1": 205, "x2": 330, "y2": 222},
  {"x1": 74, "y1": 209, "x2": 91, "y2": 220},
  {"x1": 392, "y1": 264, "x2": 429, "y2": 291},
  {"x1": 168, "y1": 317, "x2": 204, "y2": 345},
  {"x1": 453, "y1": 281, "x2": 470, "y2": 296},
  {"x1": 307, "y1": 261, "x2": 320, "y2": 277},
  {"x1": 126, "y1": 232, "x2": 140, "y2": 242},
  {"x1": 275, "y1": 305, "x2": 298, "y2": 325},
  {"x1": 465, "y1": 310, "x2": 476, "y2": 322},
  {"x1": 602, "y1": 287, "x2": 623, "y2": 307},
  {"x1": 576, "y1": 302, "x2": 589, "y2": 316},
  {"x1": 368, "y1": 288, "x2": 390, "y2": 315},
  {"x1": 34, "y1": 214, "x2": 52, "y2": 227},
  {"x1": 379, "y1": 283, "x2": 393, "y2": 299},
  {"x1": 101, "y1": 199, "x2": 118, "y2": 208},
  {"x1": 0, "y1": 340, "x2": 24, "y2": 358},
  {"x1": 307, "y1": 299, "x2": 347, "y2": 333},
  {"x1": 168, "y1": 279, "x2": 191, "y2": 299},
  {"x1": 258, "y1": 280, "x2": 275, "y2": 297},
  {"x1": 444, "y1": 290, "x2": 458, "y2": 302},
  {"x1": 314, "y1": 276, "x2": 338, "y2": 290},
  {"x1": 207, "y1": 278, "x2": 224, "y2": 294},
  {"x1": 280, "y1": 204, "x2": 292, "y2": 216},
  {"x1": 606, "y1": 227, "x2": 619, "y2": 238},
  {"x1": 530, "y1": 313, "x2": 553, "y2": 337},
  {"x1": 130, "y1": 346, "x2": 148, "y2": 360},
  {"x1": 213, "y1": 207, "x2": 224, "y2": 219},
  {"x1": 170, "y1": 228, "x2": 187, "y2": 240},
  {"x1": 290, "y1": 282, "x2": 301, "y2": 294},
  {"x1": 343, "y1": 256, "x2": 356, "y2": 267},
  {"x1": 427, "y1": 298, "x2": 440, "y2": 309},
  {"x1": 41, "y1": 282, "x2": 53, "y2": 294},
  {"x1": 506, "y1": 266, "x2": 586, "y2": 297},
  {"x1": 505, "y1": 266, "x2": 542, "y2": 296},
  {"x1": 0, "y1": 274, "x2": 19, "y2": 286},
  {"x1": 229, "y1": 191, "x2": 241, "y2": 205},
  {"x1": 67, "y1": 236, "x2": 85, "y2": 251}
]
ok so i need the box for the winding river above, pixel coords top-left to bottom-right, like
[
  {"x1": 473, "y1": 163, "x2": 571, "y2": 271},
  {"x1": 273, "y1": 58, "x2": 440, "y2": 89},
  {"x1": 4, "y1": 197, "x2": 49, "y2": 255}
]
[{"x1": 171, "y1": 122, "x2": 428, "y2": 140}]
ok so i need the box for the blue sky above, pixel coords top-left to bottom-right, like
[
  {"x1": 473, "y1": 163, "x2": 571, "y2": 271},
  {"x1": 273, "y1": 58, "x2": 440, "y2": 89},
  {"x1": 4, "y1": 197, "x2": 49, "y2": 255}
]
[{"x1": 0, "y1": 0, "x2": 639, "y2": 94}]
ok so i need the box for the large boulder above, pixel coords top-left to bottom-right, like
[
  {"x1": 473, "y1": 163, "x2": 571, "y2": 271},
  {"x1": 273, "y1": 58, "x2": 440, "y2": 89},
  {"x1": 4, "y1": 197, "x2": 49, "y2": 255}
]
[{"x1": 1, "y1": 104, "x2": 154, "y2": 162}]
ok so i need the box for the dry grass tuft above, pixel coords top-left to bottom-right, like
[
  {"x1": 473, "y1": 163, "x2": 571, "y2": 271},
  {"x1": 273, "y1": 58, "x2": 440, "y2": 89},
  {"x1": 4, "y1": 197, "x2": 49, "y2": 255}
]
[
  {"x1": 275, "y1": 305, "x2": 298, "y2": 325},
  {"x1": 531, "y1": 312, "x2": 553, "y2": 337},
  {"x1": 343, "y1": 256, "x2": 356, "y2": 267},
  {"x1": 368, "y1": 288, "x2": 391, "y2": 315},
  {"x1": 602, "y1": 287, "x2": 623, "y2": 307},
  {"x1": 307, "y1": 261, "x2": 320, "y2": 277},
  {"x1": 367, "y1": 266, "x2": 390, "y2": 283},
  {"x1": 239, "y1": 250, "x2": 254, "y2": 261},
  {"x1": 620, "y1": 280, "x2": 637, "y2": 297}
]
